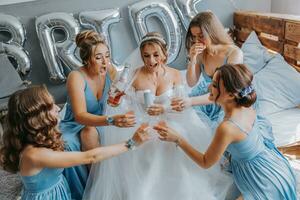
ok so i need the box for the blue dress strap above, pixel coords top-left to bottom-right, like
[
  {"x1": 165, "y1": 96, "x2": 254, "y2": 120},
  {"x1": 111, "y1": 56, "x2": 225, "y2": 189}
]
[
  {"x1": 224, "y1": 56, "x2": 229, "y2": 64},
  {"x1": 200, "y1": 63, "x2": 212, "y2": 80},
  {"x1": 224, "y1": 47, "x2": 237, "y2": 64},
  {"x1": 225, "y1": 118, "x2": 249, "y2": 135}
]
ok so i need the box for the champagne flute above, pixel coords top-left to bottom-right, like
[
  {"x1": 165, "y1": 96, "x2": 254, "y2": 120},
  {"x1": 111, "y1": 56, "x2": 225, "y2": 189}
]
[{"x1": 171, "y1": 84, "x2": 186, "y2": 113}]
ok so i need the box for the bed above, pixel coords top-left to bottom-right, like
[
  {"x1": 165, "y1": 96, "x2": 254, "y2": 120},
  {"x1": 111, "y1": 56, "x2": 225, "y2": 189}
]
[
  {"x1": 233, "y1": 11, "x2": 300, "y2": 146},
  {"x1": 233, "y1": 11, "x2": 300, "y2": 195}
]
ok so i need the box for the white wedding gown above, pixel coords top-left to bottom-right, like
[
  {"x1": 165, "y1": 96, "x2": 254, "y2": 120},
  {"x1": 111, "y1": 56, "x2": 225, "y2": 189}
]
[{"x1": 83, "y1": 87, "x2": 233, "y2": 200}]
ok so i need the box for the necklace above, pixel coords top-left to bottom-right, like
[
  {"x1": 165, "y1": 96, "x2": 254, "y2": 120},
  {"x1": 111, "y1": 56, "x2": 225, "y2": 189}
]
[{"x1": 144, "y1": 65, "x2": 167, "y2": 86}]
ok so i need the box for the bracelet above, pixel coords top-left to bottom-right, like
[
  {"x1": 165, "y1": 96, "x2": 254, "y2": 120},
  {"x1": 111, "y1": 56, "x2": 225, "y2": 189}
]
[{"x1": 125, "y1": 138, "x2": 136, "y2": 150}]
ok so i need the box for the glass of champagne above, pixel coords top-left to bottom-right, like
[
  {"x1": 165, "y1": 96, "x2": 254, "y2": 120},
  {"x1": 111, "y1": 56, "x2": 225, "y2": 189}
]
[{"x1": 171, "y1": 84, "x2": 186, "y2": 113}]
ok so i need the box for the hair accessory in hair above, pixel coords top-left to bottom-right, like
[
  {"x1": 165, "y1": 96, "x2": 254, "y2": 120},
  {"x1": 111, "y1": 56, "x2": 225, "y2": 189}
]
[
  {"x1": 240, "y1": 85, "x2": 254, "y2": 97},
  {"x1": 140, "y1": 35, "x2": 166, "y2": 45}
]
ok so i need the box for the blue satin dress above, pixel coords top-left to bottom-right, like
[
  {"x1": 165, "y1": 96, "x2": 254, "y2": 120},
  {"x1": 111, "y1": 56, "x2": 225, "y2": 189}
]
[
  {"x1": 226, "y1": 116, "x2": 297, "y2": 200},
  {"x1": 59, "y1": 72, "x2": 111, "y2": 200},
  {"x1": 20, "y1": 168, "x2": 71, "y2": 200},
  {"x1": 189, "y1": 63, "x2": 223, "y2": 125}
]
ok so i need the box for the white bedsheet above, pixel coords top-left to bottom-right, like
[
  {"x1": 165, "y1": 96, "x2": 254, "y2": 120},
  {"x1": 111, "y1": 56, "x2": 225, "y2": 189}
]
[{"x1": 265, "y1": 107, "x2": 300, "y2": 146}]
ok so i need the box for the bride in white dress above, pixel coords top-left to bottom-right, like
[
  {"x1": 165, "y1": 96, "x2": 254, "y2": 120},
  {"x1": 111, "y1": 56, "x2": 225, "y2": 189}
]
[{"x1": 83, "y1": 32, "x2": 232, "y2": 200}]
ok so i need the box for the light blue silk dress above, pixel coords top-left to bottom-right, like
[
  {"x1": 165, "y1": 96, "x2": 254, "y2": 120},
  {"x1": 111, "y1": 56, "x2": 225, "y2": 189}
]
[
  {"x1": 20, "y1": 168, "x2": 71, "y2": 200},
  {"x1": 59, "y1": 72, "x2": 111, "y2": 200},
  {"x1": 226, "y1": 115, "x2": 297, "y2": 200},
  {"x1": 189, "y1": 62, "x2": 224, "y2": 125}
]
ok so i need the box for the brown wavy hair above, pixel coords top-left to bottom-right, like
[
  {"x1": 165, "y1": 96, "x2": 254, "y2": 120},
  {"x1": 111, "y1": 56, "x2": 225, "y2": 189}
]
[
  {"x1": 76, "y1": 30, "x2": 108, "y2": 66},
  {"x1": 0, "y1": 85, "x2": 64, "y2": 173},
  {"x1": 214, "y1": 64, "x2": 257, "y2": 107}
]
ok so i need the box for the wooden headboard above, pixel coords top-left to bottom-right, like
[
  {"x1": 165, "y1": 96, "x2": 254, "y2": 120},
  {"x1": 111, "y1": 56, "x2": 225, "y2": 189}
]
[{"x1": 233, "y1": 11, "x2": 300, "y2": 72}]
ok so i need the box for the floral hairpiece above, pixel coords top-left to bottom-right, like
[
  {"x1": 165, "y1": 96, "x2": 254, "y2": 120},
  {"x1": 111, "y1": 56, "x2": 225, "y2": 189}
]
[
  {"x1": 140, "y1": 36, "x2": 166, "y2": 46},
  {"x1": 240, "y1": 85, "x2": 254, "y2": 97}
]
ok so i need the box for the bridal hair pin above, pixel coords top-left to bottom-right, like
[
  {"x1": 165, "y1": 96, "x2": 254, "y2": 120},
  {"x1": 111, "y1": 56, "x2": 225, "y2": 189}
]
[
  {"x1": 239, "y1": 85, "x2": 254, "y2": 97},
  {"x1": 140, "y1": 35, "x2": 166, "y2": 45}
]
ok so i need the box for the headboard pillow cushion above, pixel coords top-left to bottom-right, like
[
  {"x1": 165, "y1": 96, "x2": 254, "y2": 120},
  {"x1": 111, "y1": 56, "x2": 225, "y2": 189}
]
[
  {"x1": 254, "y1": 53, "x2": 300, "y2": 115},
  {"x1": 241, "y1": 31, "x2": 273, "y2": 74}
]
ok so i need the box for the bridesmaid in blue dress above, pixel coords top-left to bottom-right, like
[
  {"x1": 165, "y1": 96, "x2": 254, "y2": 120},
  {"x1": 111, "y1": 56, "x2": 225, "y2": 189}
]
[
  {"x1": 173, "y1": 11, "x2": 243, "y2": 125},
  {"x1": 59, "y1": 30, "x2": 136, "y2": 200},
  {"x1": 0, "y1": 86, "x2": 149, "y2": 200},
  {"x1": 156, "y1": 64, "x2": 297, "y2": 200}
]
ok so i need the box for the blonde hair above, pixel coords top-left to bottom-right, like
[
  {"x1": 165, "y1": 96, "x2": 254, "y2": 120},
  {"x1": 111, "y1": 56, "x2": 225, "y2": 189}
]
[
  {"x1": 140, "y1": 32, "x2": 168, "y2": 63},
  {"x1": 76, "y1": 30, "x2": 108, "y2": 66},
  {"x1": 186, "y1": 11, "x2": 233, "y2": 55}
]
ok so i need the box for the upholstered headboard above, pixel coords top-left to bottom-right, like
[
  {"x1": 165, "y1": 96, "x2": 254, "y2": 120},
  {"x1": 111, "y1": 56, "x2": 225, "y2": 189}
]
[{"x1": 233, "y1": 11, "x2": 300, "y2": 72}]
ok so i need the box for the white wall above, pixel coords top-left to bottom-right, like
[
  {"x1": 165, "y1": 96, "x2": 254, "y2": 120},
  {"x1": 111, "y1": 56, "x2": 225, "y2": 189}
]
[{"x1": 271, "y1": 0, "x2": 300, "y2": 15}]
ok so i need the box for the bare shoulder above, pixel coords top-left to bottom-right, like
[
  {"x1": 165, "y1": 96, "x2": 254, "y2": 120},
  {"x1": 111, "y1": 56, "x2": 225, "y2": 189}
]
[
  {"x1": 165, "y1": 66, "x2": 180, "y2": 77},
  {"x1": 215, "y1": 121, "x2": 238, "y2": 142},
  {"x1": 133, "y1": 66, "x2": 145, "y2": 80},
  {"x1": 217, "y1": 119, "x2": 248, "y2": 143},
  {"x1": 228, "y1": 45, "x2": 243, "y2": 63},
  {"x1": 22, "y1": 146, "x2": 50, "y2": 164},
  {"x1": 216, "y1": 121, "x2": 233, "y2": 135},
  {"x1": 166, "y1": 66, "x2": 181, "y2": 83},
  {"x1": 67, "y1": 70, "x2": 84, "y2": 82},
  {"x1": 134, "y1": 66, "x2": 144, "y2": 76},
  {"x1": 66, "y1": 70, "x2": 85, "y2": 88},
  {"x1": 233, "y1": 46, "x2": 243, "y2": 55},
  {"x1": 132, "y1": 66, "x2": 145, "y2": 87}
]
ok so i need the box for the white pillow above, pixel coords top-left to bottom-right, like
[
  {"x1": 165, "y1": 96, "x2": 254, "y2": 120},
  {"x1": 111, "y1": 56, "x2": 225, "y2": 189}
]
[
  {"x1": 241, "y1": 31, "x2": 272, "y2": 74},
  {"x1": 255, "y1": 53, "x2": 300, "y2": 115}
]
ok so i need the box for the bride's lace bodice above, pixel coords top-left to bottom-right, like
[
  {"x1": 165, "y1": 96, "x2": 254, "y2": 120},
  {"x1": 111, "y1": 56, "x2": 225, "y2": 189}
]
[{"x1": 135, "y1": 88, "x2": 173, "y2": 106}]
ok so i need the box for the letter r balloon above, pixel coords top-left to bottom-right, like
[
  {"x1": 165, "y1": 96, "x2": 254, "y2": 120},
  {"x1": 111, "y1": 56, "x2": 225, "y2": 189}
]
[{"x1": 35, "y1": 12, "x2": 81, "y2": 83}]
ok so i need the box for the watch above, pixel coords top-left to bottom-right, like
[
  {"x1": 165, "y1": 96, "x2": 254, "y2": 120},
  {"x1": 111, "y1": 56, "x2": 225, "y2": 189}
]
[
  {"x1": 125, "y1": 138, "x2": 136, "y2": 150},
  {"x1": 106, "y1": 116, "x2": 115, "y2": 125}
]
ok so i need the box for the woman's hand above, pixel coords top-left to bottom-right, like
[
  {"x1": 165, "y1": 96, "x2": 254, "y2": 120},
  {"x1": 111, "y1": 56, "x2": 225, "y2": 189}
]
[
  {"x1": 189, "y1": 42, "x2": 206, "y2": 63},
  {"x1": 113, "y1": 111, "x2": 136, "y2": 127},
  {"x1": 171, "y1": 97, "x2": 192, "y2": 112},
  {"x1": 132, "y1": 123, "x2": 151, "y2": 146},
  {"x1": 153, "y1": 121, "x2": 182, "y2": 144},
  {"x1": 147, "y1": 104, "x2": 165, "y2": 116}
]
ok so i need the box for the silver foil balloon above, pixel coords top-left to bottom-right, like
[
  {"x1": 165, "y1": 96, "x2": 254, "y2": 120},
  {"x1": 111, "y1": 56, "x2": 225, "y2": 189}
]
[
  {"x1": 0, "y1": 13, "x2": 31, "y2": 75},
  {"x1": 128, "y1": 0, "x2": 182, "y2": 63},
  {"x1": 35, "y1": 12, "x2": 81, "y2": 83},
  {"x1": 173, "y1": 0, "x2": 202, "y2": 30},
  {"x1": 79, "y1": 9, "x2": 121, "y2": 68}
]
